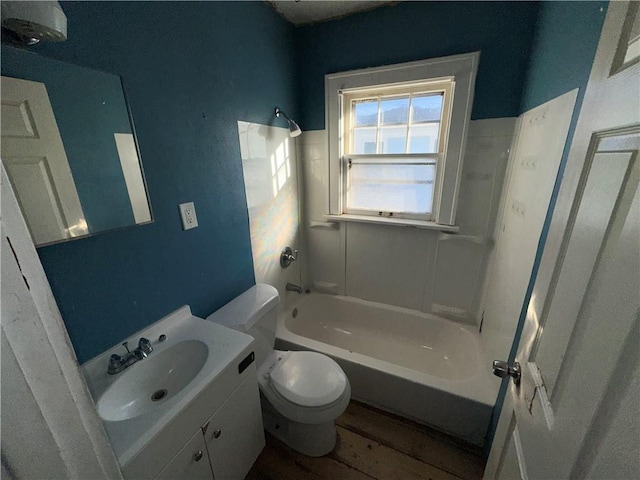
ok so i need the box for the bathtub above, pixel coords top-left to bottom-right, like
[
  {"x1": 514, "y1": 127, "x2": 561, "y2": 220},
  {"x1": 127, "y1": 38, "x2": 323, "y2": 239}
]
[{"x1": 275, "y1": 293, "x2": 498, "y2": 446}]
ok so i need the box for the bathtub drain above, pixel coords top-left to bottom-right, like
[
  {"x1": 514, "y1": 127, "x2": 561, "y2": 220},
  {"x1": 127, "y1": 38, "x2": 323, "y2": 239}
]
[{"x1": 151, "y1": 389, "x2": 168, "y2": 402}]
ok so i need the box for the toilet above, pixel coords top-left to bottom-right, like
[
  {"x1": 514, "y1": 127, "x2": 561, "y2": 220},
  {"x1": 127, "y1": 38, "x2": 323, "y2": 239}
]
[{"x1": 206, "y1": 283, "x2": 351, "y2": 457}]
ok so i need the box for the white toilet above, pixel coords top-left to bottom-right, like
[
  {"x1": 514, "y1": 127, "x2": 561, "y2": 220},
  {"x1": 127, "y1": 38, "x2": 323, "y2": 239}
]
[{"x1": 206, "y1": 283, "x2": 351, "y2": 457}]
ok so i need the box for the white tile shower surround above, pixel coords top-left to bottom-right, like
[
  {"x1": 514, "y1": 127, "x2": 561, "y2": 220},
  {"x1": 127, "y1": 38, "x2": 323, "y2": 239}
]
[
  {"x1": 242, "y1": 118, "x2": 517, "y2": 446},
  {"x1": 479, "y1": 91, "x2": 578, "y2": 391},
  {"x1": 276, "y1": 292, "x2": 496, "y2": 446},
  {"x1": 297, "y1": 118, "x2": 516, "y2": 326},
  {"x1": 238, "y1": 121, "x2": 303, "y2": 312}
]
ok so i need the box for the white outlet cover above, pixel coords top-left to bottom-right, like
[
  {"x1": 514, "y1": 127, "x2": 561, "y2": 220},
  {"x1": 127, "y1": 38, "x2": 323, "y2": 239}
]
[{"x1": 179, "y1": 202, "x2": 198, "y2": 230}]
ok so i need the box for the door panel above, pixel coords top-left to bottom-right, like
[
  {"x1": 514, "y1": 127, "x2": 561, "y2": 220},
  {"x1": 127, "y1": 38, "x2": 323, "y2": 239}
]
[
  {"x1": 495, "y1": 414, "x2": 528, "y2": 480},
  {"x1": 2, "y1": 156, "x2": 68, "y2": 241},
  {"x1": 1, "y1": 76, "x2": 87, "y2": 245},
  {"x1": 534, "y1": 136, "x2": 637, "y2": 396},
  {"x1": 1, "y1": 98, "x2": 38, "y2": 137}
]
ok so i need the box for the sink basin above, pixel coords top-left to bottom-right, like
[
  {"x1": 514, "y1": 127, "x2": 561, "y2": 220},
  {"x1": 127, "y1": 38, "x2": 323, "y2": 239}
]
[
  {"x1": 97, "y1": 340, "x2": 208, "y2": 422},
  {"x1": 82, "y1": 305, "x2": 256, "y2": 466}
]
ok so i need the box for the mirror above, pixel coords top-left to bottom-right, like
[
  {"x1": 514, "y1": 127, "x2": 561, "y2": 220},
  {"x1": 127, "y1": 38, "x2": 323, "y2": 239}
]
[{"x1": 0, "y1": 46, "x2": 152, "y2": 246}]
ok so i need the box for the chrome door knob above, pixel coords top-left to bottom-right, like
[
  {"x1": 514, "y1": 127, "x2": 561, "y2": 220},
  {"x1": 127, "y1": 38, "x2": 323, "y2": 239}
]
[{"x1": 493, "y1": 360, "x2": 521, "y2": 386}]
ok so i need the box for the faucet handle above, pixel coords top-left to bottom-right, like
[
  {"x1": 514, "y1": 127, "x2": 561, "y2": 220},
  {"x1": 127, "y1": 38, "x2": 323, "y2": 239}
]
[
  {"x1": 280, "y1": 246, "x2": 298, "y2": 268},
  {"x1": 138, "y1": 337, "x2": 153, "y2": 354},
  {"x1": 108, "y1": 353, "x2": 124, "y2": 374}
]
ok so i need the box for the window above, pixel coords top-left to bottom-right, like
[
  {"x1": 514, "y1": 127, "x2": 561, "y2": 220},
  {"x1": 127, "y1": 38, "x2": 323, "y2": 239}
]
[
  {"x1": 326, "y1": 52, "x2": 479, "y2": 226},
  {"x1": 342, "y1": 81, "x2": 453, "y2": 221}
]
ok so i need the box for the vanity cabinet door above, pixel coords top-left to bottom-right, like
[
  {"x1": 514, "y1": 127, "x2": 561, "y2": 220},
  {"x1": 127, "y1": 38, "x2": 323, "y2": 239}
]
[
  {"x1": 204, "y1": 371, "x2": 265, "y2": 480},
  {"x1": 154, "y1": 429, "x2": 213, "y2": 480}
]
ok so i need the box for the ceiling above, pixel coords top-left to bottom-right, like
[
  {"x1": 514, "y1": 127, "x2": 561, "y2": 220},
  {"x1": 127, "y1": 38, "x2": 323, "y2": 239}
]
[{"x1": 268, "y1": 1, "x2": 397, "y2": 26}]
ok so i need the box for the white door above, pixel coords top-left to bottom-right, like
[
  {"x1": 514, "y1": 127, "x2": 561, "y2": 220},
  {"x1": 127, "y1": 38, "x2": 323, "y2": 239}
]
[
  {"x1": 1, "y1": 76, "x2": 87, "y2": 245},
  {"x1": 485, "y1": 3, "x2": 640, "y2": 479}
]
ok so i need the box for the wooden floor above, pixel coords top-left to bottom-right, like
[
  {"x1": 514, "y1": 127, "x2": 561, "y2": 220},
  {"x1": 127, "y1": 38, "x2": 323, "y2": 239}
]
[{"x1": 246, "y1": 401, "x2": 485, "y2": 480}]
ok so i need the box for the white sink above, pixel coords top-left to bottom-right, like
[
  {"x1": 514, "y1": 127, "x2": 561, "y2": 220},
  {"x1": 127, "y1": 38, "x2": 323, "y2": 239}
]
[
  {"x1": 82, "y1": 305, "x2": 255, "y2": 467},
  {"x1": 97, "y1": 340, "x2": 208, "y2": 422}
]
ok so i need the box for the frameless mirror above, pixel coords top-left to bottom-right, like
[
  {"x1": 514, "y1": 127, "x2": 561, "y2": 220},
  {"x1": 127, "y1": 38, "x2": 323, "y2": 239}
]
[{"x1": 0, "y1": 46, "x2": 152, "y2": 246}]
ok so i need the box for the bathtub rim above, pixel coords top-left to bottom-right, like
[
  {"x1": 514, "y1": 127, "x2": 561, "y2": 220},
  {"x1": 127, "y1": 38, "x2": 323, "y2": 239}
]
[{"x1": 277, "y1": 292, "x2": 499, "y2": 408}]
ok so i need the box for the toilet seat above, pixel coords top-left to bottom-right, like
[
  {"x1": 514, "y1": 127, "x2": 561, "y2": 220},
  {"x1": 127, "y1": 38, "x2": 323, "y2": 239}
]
[
  {"x1": 269, "y1": 351, "x2": 347, "y2": 407},
  {"x1": 257, "y1": 350, "x2": 351, "y2": 425}
]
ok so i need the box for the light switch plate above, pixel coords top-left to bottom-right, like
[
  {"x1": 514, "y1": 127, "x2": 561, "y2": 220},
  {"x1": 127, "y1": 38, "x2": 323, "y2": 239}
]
[{"x1": 179, "y1": 202, "x2": 198, "y2": 230}]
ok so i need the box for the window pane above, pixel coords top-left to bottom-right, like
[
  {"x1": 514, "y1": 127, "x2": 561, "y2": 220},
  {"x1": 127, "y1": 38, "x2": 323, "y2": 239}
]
[
  {"x1": 353, "y1": 99, "x2": 378, "y2": 127},
  {"x1": 622, "y1": 6, "x2": 640, "y2": 64},
  {"x1": 408, "y1": 124, "x2": 440, "y2": 153},
  {"x1": 411, "y1": 94, "x2": 443, "y2": 123},
  {"x1": 353, "y1": 128, "x2": 377, "y2": 154},
  {"x1": 348, "y1": 163, "x2": 435, "y2": 214},
  {"x1": 380, "y1": 97, "x2": 409, "y2": 125},
  {"x1": 380, "y1": 126, "x2": 407, "y2": 154}
]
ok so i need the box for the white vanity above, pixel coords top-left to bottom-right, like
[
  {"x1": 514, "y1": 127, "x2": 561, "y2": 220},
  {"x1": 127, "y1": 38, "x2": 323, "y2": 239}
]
[{"x1": 82, "y1": 306, "x2": 264, "y2": 480}]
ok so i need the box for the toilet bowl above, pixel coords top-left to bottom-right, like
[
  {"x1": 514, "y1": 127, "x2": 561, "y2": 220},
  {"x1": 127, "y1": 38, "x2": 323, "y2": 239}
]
[{"x1": 206, "y1": 284, "x2": 351, "y2": 456}]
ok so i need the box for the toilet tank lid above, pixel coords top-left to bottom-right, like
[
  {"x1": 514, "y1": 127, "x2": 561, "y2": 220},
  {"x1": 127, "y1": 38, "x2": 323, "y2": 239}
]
[{"x1": 206, "y1": 283, "x2": 279, "y2": 331}]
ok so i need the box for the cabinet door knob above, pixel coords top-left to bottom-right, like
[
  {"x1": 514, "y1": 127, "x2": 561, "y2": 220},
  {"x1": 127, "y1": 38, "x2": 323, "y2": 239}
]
[
  {"x1": 213, "y1": 429, "x2": 222, "y2": 439},
  {"x1": 193, "y1": 450, "x2": 203, "y2": 462}
]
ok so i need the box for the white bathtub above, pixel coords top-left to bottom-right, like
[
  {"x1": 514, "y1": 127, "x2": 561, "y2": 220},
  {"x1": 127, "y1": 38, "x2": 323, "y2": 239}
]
[{"x1": 275, "y1": 293, "x2": 498, "y2": 446}]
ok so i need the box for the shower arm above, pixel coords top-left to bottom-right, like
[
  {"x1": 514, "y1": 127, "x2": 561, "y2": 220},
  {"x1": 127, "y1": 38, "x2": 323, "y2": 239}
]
[{"x1": 275, "y1": 107, "x2": 302, "y2": 137}]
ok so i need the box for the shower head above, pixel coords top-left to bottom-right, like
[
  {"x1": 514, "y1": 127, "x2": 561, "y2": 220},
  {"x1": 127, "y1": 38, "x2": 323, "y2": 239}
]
[{"x1": 275, "y1": 107, "x2": 302, "y2": 137}]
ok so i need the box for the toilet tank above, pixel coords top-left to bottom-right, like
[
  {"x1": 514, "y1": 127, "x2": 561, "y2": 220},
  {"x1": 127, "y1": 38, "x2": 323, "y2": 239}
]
[{"x1": 206, "y1": 284, "x2": 279, "y2": 367}]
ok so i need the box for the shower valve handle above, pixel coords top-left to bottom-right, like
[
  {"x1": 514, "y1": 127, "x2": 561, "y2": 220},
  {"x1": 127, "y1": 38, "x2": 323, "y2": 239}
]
[{"x1": 280, "y1": 246, "x2": 298, "y2": 268}]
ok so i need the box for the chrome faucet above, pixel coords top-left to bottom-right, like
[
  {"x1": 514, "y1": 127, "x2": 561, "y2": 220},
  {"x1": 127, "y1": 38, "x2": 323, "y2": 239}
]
[
  {"x1": 107, "y1": 337, "x2": 153, "y2": 374},
  {"x1": 285, "y1": 282, "x2": 303, "y2": 294}
]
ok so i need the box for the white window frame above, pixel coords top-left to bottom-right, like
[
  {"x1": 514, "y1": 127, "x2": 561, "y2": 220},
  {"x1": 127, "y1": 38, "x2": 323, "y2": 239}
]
[{"x1": 325, "y1": 52, "x2": 480, "y2": 226}]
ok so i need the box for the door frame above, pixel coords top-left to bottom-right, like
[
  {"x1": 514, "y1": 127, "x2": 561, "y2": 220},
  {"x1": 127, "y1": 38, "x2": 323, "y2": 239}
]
[{"x1": 1, "y1": 162, "x2": 123, "y2": 479}]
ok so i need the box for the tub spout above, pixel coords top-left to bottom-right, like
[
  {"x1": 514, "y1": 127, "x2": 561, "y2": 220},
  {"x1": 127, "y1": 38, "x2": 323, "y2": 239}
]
[{"x1": 286, "y1": 282, "x2": 303, "y2": 294}]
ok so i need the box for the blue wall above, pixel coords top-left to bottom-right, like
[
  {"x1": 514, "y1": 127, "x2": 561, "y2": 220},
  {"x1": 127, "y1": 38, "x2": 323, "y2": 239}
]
[
  {"x1": 2, "y1": 46, "x2": 135, "y2": 233},
  {"x1": 486, "y1": 0, "x2": 608, "y2": 455},
  {"x1": 520, "y1": 1, "x2": 609, "y2": 113},
  {"x1": 294, "y1": 1, "x2": 540, "y2": 130},
  {"x1": 13, "y1": 1, "x2": 298, "y2": 363}
]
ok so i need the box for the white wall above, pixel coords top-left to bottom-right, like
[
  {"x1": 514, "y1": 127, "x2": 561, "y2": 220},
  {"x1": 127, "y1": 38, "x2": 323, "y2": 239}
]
[
  {"x1": 297, "y1": 118, "x2": 515, "y2": 325},
  {"x1": 238, "y1": 122, "x2": 303, "y2": 312}
]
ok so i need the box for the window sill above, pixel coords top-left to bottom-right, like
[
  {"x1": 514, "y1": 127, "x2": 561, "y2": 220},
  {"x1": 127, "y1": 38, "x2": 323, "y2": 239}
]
[{"x1": 324, "y1": 214, "x2": 459, "y2": 232}]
